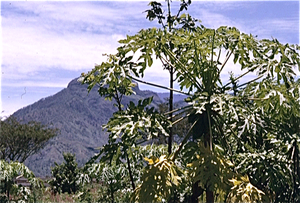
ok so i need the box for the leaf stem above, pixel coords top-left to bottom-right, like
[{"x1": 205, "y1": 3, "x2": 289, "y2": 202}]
[
  {"x1": 172, "y1": 113, "x2": 190, "y2": 125},
  {"x1": 207, "y1": 108, "x2": 213, "y2": 151},
  {"x1": 163, "y1": 104, "x2": 193, "y2": 116},
  {"x1": 129, "y1": 75, "x2": 191, "y2": 96},
  {"x1": 162, "y1": 47, "x2": 203, "y2": 90},
  {"x1": 236, "y1": 75, "x2": 264, "y2": 88},
  {"x1": 171, "y1": 117, "x2": 200, "y2": 161}
]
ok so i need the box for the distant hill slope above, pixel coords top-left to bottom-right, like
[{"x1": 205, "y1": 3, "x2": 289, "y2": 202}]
[
  {"x1": 156, "y1": 92, "x2": 188, "y2": 103},
  {"x1": 13, "y1": 78, "x2": 163, "y2": 176}
]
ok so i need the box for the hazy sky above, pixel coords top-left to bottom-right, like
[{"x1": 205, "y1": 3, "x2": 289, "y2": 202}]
[{"x1": 1, "y1": 0, "x2": 299, "y2": 118}]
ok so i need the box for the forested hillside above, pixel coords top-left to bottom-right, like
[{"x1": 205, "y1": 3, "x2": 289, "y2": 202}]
[{"x1": 12, "y1": 78, "x2": 163, "y2": 176}]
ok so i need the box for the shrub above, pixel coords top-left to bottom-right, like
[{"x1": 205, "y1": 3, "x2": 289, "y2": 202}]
[{"x1": 49, "y1": 152, "x2": 81, "y2": 194}]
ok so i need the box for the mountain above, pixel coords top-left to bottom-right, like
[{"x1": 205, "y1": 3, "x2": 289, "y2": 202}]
[
  {"x1": 12, "y1": 78, "x2": 163, "y2": 176},
  {"x1": 156, "y1": 93, "x2": 188, "y2": 103}
]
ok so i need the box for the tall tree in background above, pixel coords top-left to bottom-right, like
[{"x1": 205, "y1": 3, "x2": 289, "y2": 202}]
[{"x1": 0, "y1": 116, "x2": 58, "y2": 163}]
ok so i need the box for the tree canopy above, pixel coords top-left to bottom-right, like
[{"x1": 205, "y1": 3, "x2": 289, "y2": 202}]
[
  {"x1": 81, "y1": 1, "x2": 300, "y2": 202},
  {"x1": 0, "y1": 116, "x2": 58, "y2": 163}
]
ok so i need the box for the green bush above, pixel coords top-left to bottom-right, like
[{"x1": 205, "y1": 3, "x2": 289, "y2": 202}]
[{"x1": 49, "y1": 152, "x2": 81, "y2": 194}]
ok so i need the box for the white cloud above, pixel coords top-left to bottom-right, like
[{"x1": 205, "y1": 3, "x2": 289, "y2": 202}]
[
  {"x1": 195, "y1": 9, "x2": 239, "y2": 28},
  {"x1": 1, "y1": 1, "x2": 299, "y2": 116},
  {"x1": 3, "y1": 80, "x2": 70, "y2": 88},
  {"x1": 2, "y1": 19, "x2": 123, "y2": 73},
  {"x1": 1, "y1": 1, "x2": 150, "y2": 83}
]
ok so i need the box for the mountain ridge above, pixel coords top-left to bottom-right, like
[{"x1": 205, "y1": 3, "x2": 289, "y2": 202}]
[
  {"x1": 13, "y1": 78, "x2": 162, "y2": 176},
  {"x1": 12, "y1": 77, "x2": 186, "y2": 176}
]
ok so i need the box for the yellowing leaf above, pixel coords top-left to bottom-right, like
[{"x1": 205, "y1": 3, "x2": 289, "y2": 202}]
[
  {"x1": 144, "y1": 157, "x2": 155, "y2": 165},
  {"x1": 227, "y1": 174, "x2": 265, "y2": 202},
  {"x1": 229, "y1": 178, "x2": 242, "y2": 186},
  {"x1": 240, "y1": 174, "x2": 249, "y2": 182}
]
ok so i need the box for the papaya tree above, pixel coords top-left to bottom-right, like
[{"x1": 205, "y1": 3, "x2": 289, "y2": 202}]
[
  {"x1": 80, "y1": 1, "x2": 198, "y2": 199},
  {"x1": 232, "y1": 79, "x2": 300, "y2": 202},
  {"x1": 145, "y1": 0, "x2": 199, "y2": 155},
  {"x1": 80, "y1": 55, "x2": 170, "y2": 201},
  {"x1": 81, "y1": 1, "x2": 300, "y2": 202}
]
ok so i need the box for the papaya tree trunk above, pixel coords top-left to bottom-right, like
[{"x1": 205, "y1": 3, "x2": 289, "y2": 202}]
[
  {"x1": 168, "y1": 67, "x2": 173, "y2": 155},
  {"x1": 125, "y1": 151, "x2": 135, "y2": 190},
  {"x1": 110, "y1": 180, "x2": 114, "y2": 203},
  {"x1": 167, "y1": 0, "x2": 173, "y2": 155},
  {"x1": 206, "y1": 189, "x2": 214, "y2": 203},
  {"x1": 191, "y1": 180, "x2": 204, "y2": 202},
  {"x1": 6, "y1": 180, "x2": 11, "y2": 203},
  {"x1": 114, "y1": 88, "x2": 136, "y2": 190},
  {"x1": 206, "y1": 109, "x2": 214, "y2": 203},
  {"x1": 292, "y1": 139, "x2": 299, "y2": 201}
]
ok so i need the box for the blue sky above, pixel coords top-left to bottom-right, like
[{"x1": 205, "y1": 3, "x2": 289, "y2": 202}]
[{"x1": 1, "y1": 0, "x2": 299, "y2": 118}]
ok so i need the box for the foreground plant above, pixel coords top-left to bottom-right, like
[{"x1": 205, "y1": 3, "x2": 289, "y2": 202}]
[
  {"x1": 81, "y1": 1, "x2": 300, "y2": 202},
  {"x1": 0, "y1": 160, "x2": 43, "y2": 202}
]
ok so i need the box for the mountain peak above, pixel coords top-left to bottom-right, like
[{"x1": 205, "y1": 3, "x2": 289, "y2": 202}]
[
  {"x1": 67, "y1": 77, "x2": 85, "y2": 89},
  {"x1": 12, "y1": 77, "x2": 162, "y2": 176}
]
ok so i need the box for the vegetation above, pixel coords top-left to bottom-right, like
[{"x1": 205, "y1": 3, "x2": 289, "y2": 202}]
[
  {"x1": 80, "y1": 0, "x2": 300, "y2": 202},
  {"x1": 11, "y1": 77, "x2": 163, "y2": 177},
  {"x1": 1, "y1": 1, "x2": 299, "y2": 203},
  {"x1": 0, "y1": 160, "x2": 43, "y2": 203},
  {"x1": 49, "y1": 153, "x2": 82, "y2": 194},
  {"x1": 0, "y1": 116, "x2": 58, "y2": 163}
]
